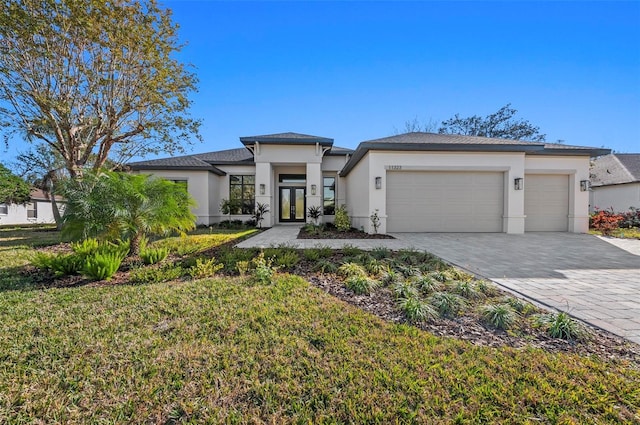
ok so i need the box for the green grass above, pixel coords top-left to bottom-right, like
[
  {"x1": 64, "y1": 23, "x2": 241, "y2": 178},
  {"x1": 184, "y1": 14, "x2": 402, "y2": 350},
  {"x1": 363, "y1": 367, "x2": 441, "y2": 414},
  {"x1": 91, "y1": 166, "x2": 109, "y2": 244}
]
[{"x1": 1, "y1": 227, "x2": 639, "y2": 423}]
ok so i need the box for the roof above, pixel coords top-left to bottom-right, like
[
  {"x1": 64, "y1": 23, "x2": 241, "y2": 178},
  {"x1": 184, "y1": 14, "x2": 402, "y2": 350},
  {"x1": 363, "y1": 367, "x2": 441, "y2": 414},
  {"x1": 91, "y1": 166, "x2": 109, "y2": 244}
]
[
  {"x1": 191, "y1": 148, "x2": 254, "y2": 164},
  {"x1": 590, "y1": 153, "x2": 640, "y2": 187},
  {"x1": 127, "y1": 155, "x2": 226, "y2": 175},
  {"x1": 340, "y1": 132, "x2": 611, "y2": 176},
  {"x1": 30, "y1": 189, "x2": 64, "y2": 202},
  {"x1": 240, "y1": 132, "x2": 334, "y2": 146}
]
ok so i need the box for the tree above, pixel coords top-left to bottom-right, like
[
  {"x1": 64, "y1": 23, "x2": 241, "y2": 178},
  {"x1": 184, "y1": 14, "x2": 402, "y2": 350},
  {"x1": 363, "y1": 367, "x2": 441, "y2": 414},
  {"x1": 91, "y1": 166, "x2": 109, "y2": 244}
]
[
  {"x1": 438, "y1": 104, "x2": 546, "y2": 142},
  {"x1": 394, "y1": 116, "x2": 438, "y2": 134},
  {"x1": 62, "y1": 171, "x2": 196, "y2": 255},
  {"x1": 0, "y1": 163, "x2": 31, "y2": 204},
  {"x1": 0, "y1": 0, "x2": 201, "y2": 178}
]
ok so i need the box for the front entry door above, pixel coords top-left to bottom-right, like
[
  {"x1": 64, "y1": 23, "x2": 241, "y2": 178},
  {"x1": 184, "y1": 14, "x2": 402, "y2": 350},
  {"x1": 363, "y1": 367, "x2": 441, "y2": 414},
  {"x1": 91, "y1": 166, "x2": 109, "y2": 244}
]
[{"x1": 280, "y1": 187, "x2": 306, "y2": 222}]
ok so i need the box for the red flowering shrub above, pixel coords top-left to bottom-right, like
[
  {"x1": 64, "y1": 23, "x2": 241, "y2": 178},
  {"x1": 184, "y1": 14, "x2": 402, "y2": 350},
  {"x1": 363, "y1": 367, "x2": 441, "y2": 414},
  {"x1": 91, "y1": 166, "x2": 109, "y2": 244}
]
[{"x1": 590, "y1": 208, "x2": 623, "y2": 235}]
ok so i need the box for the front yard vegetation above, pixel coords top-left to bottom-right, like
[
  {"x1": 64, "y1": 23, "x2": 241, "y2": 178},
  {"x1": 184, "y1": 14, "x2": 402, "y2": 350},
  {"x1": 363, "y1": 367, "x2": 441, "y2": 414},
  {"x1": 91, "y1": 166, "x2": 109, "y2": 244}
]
[
  {"x1": 1, "y1": 227, "x2": 639, "y2": 423},
  {"x1": 590, "y1": 207, "x2": 640, "y2": 239}
]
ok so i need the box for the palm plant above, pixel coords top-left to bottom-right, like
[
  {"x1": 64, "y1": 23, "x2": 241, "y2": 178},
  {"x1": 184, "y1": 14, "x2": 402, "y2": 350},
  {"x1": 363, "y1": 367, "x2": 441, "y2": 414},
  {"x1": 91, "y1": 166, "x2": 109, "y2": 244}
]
[{"x1": 62, "y1": 171, "x2": 196, "y2": 255}]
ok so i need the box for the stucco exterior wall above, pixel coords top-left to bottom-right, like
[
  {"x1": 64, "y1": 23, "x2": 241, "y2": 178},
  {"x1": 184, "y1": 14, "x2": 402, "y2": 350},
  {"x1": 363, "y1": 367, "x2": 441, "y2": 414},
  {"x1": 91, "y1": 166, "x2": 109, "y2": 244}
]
[
  {"x1": 590, "y1": 183, "x2": 640, "y2": 213},
  {"x1": 345, "y1": 151, "x2": 591, "y2": 234},
  {"x1": 0, "y1": 201, "x2": 57, "y2": 225},
  {"x1": 215, "y1": 165, "x2": 257, "y2": 224},
  {"x1": 344, "y1": 152, "x2": 371, "y2": 231},
  {"x1": 135, "y1": 170, "x2": 211, "y2": 225}
]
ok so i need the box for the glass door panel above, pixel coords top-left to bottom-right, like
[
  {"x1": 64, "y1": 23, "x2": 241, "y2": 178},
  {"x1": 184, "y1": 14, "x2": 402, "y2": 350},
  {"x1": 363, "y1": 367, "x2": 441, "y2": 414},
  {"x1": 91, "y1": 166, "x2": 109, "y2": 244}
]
[
  {"x1": 280, "y1": 188, "x2": 291, "y2": 221},
  {"x1": 295, "y1": 188, "x2": 305, "y2": 220}
]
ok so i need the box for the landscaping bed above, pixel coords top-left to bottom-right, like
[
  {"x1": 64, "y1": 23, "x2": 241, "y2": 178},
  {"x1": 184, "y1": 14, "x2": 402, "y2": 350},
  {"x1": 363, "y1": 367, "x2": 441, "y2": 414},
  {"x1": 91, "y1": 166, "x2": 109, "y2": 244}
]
[{"x1": 298, "y1": 223, "x2": 394, "y2": 239}]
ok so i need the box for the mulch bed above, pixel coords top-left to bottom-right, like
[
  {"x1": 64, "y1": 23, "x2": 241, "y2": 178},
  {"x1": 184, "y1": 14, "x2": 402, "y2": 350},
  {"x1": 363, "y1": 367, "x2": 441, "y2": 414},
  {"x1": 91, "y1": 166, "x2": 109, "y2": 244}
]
[{"x1": 298, "y1": 226, "x2": 394, "y2": 239}]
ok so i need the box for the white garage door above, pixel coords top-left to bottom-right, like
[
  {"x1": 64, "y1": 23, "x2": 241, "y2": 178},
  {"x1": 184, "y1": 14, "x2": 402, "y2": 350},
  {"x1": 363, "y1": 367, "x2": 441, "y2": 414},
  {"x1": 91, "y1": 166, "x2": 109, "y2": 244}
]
[
  {"x1": 524, "y1": 174, "x2": 569, "y2": 231},
  {"x1": 386, "y1": 171, "x2": 504, "y2": 232}
]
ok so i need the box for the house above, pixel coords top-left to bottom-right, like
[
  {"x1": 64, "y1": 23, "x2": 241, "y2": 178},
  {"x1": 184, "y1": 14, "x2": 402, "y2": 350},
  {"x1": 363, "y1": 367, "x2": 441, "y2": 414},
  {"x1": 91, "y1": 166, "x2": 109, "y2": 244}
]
[
  {"x1": 589, "y1": 153, "x2": 640, "y2": 213},
  {"x1": 0, "y1": 189, "x2": 62, "y2": 226},
  {"x1": 128, "y1": 132, "x2": 609, "y2": 234}
]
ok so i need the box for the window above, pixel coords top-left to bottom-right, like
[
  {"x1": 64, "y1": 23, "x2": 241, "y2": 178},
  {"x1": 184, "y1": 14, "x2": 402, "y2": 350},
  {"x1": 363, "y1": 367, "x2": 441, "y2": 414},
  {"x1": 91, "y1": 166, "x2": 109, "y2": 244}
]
[
  {"x1": 279, "y1": 174, "x2": 306, "y2": 184},
  {"x1": 27, "y1": 202, "x2": 37, "y2": 219},
  {"x1": 323, "y1": 176, "x2": 336, "y2": 215},
  {"x1": 230, "y1": 175, "x2": 255, "y2": 214},
  {"x1": 0, "y1": 203, "x2": 7, "y2": 215}
]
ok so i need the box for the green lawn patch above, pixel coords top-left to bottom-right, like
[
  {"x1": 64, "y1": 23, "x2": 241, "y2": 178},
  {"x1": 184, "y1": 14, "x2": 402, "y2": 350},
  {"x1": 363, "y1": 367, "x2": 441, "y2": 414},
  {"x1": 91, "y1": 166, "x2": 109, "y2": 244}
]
[{"x1": 0, "y1": 275, "x2": 638, "y2": 422}]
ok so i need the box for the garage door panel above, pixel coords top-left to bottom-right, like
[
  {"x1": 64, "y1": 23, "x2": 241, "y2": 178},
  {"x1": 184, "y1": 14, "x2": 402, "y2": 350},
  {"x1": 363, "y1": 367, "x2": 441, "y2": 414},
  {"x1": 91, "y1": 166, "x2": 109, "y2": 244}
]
[
  {"x1": 525, "y1": 174, "x2": 569, "y2": 232},
  {"x1": 387, "y1": 171, "x2": 504, "y2": 232}
]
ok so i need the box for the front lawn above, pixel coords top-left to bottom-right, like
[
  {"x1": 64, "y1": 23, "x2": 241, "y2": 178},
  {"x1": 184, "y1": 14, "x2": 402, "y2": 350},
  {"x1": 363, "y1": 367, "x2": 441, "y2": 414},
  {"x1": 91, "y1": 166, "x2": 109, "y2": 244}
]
[{"x1": 1, "y1": 228, "x2": 639, "y2": 423}]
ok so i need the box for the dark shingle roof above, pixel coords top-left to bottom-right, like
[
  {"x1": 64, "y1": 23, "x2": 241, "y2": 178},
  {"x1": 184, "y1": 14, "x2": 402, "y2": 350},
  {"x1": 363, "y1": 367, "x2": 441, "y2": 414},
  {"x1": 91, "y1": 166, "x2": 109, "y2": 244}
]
[
  {"x1": 340, "y1": 132, "x2": 611, "y2": 176},
  {"x1": 240, "y1": 132, "x2": 333, "y2": 146},
  {"x1": 327, "y1": 146, "x2": 354, "y2": 155},
  {"x1": 192, "y1": 148, "x2": 254, "y2": 164},
  {"x1": 590, "y1": 153, "x2": 640, "y2": 187},
  {"x1": 128, "y1": 155, "x2": 226, "y2": 175}
]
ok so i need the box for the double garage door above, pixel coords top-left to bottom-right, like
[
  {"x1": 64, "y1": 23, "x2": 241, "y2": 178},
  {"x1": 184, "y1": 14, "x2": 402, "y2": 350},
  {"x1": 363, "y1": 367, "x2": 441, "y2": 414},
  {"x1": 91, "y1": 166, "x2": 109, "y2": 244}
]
[{"x1": 386, "y1": 171, "x2": 569, "y2": 232}]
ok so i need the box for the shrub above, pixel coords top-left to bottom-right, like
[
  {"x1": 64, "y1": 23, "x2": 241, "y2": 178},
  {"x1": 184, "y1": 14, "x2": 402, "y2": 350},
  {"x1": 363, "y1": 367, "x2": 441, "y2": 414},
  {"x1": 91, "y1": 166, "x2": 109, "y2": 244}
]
[
  {"x1": 307, "y1": 205, "x2": 323, "y2": 225},
  {"x1": 619, "y1": 206, "x2": 640, "y2": 229},
  {"x1": 82, "y1": 252, "x2": 122, "y2": 281},
  {"x1": 140, "y1": 247, "x2": 169, "y2": 265},
  {"x1": 236, "y1": 260, "x2": 250, "y2": 277},
  {"x1": 411, "y1": 274, "x2": 439, "y2": 294},
  {"x1": 370, "y1": 209, "x2": 381, "y2": 234},
  {"x1": 536, "y1": 312, "x2": 585, "y2": 340},
  {"x1": 398, "y1": 297, "x2": 438, "y2": 323},
  {"x1": 430, "y1": 292, "x2": 465, "y2": 318},
  {"x1": 370, "y1": 247, "x2": 391, "y2": 260},
  {"x1": 392, "y1": 281, "x2": 419, "y2": 299},
  {"x1": 303, "y1": 249, "x2": 321, "y2": 261},
  {"x1": 71, "y1": 238, "x2": 100, "y2": 256},
  {"x1": 380, "y1": 267, "x2": 401, "y2": 286},
  {"x1": 32, "y1": 252, "x2": 83, "y2": 276},
  {"x1": 341, "y1": 244, "x2": 362, "y2": 257},
  {"x1": 345, "y1": 275, "x2": 378, "y2": 295},
  {"x1": 454, "y1": 280, "x2": 484, "y2": 300},
  {"x1": 129, "y1": 263, "x2": 185, "y2": 284},
  {"x1": 312, "y1": 259, "x2": 338, "y2": 274},
  {"x1": 590, "y1": 208, "x2": 623, "y2": 235},
  {"x1": 477, "y1": 280, "x2": 499, "y2": 297},
  {"x1": 338, "y1": 262, "x2": 368, "y2": 278},
  {"x1": 480, "y1": 304, "x2": 517, "y2": 330},
  {"x1": 252, "y1": 202, "x2": 269, "y2": 229},
  {"x1": 274, "y1": 250, "x2": 300, "y2": 269},
  {"x1": 364, "y1": 258, "x2": 385, "y2": 276},
  {"x1": 188, "y1": 257, "x2": 223, "y2": 279},
  {"x1": 334, "y1": 205, "x2": 351, "y2": 231},
  {"x1": 252, "y1": 251, "x2": 276, "y2": 284}
]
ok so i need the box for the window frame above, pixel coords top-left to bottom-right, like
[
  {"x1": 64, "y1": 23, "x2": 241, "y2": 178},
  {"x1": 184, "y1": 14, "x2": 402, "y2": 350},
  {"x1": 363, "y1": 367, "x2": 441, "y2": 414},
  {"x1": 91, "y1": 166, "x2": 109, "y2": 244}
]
[
  {"x1": 229, "y1": 175, "x2": 255, "y2": 215},
  {"x1": 27, "y1": 202, "x2": 37, "y2": 219},
  {"x1": 0, "y1": 203, "x2": 7, "y2": 215},
  {"x1": 323, "y1": 176, "x2": 336, "y2": 216}
]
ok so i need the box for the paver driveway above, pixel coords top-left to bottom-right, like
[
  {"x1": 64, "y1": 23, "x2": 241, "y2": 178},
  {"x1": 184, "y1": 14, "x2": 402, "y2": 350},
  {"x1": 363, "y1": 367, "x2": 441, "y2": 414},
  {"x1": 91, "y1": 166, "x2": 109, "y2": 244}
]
[{"x1": 398, "y1": 233, "x2": 640, "y2": 345}]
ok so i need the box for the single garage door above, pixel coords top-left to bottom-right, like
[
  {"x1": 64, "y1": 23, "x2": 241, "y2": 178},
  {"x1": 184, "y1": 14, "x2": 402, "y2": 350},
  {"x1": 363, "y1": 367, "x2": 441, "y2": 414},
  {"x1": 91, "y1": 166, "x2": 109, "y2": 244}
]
[
  {"x1": 524, "y1": 174, "x2": 569, "y2": 231},
  {"x1": 386, "y1": 171, "x2": 504, "y2": 232}
]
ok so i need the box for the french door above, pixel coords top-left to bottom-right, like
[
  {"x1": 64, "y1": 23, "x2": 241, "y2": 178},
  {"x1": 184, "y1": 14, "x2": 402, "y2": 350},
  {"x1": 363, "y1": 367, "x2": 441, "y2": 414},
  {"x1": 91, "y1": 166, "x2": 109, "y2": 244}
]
[{"x1": 279, "y1": 187, "x2": 306, "y2": 222}]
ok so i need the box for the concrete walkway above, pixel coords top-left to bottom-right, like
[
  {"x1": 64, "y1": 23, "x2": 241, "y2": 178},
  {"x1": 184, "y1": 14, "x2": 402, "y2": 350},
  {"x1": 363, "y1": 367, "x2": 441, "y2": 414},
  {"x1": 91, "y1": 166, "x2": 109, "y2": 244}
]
[{"x1": 237, "y1": 226, "x2": 640, "y2": 344}]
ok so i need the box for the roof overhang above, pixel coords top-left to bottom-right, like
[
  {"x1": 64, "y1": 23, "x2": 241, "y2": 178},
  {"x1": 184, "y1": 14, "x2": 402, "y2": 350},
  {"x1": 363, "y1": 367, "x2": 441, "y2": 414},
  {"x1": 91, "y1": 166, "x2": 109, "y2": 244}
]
[{"x1": 128, "y1": 164, "x2": 226, "y2": 176}]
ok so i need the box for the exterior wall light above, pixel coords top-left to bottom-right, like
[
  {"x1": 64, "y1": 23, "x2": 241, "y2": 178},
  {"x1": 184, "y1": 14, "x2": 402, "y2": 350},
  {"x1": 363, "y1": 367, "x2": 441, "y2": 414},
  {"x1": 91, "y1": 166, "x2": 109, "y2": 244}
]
[
  {"x1": 514, "y1": 178, "x2": 524, "y2": 191},
  {"x1": 311, "y1": 184, "x2": 317, "y2": 195},
  {"x1": 375, "y1": 176, "x2": 382, "y2": 190},
  {"x1": 580, "y1": 180, "x2": 590, "y2": 192},
  {"x1": 259, "y1": 184, "x2": 265, "y2": 195}
]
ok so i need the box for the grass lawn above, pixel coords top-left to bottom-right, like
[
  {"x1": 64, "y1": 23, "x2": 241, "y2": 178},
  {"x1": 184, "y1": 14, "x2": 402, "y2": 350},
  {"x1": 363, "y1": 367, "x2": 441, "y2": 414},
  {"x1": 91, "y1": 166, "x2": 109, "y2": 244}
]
[{"x1": 1, "y1": 228, "x2": 639, "y2": 423}]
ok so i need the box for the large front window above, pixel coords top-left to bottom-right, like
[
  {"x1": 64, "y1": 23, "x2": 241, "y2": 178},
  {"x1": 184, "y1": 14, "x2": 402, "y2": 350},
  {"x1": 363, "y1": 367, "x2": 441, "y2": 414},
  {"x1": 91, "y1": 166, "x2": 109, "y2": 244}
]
[
  {"x1": 230, "y1": 175, "x2": 255, "y2": 214},
  {"x1": 323, "y1": 176, "x2": 336, "y2": 215}
]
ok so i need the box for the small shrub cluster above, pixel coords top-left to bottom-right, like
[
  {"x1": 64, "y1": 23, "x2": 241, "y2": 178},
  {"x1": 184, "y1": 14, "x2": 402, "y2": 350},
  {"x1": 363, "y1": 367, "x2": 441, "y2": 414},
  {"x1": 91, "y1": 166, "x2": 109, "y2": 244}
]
[
  {"x1": 32, "y1": 238, "x2": 128, "y2": 281},
  {"x1": 334, "y1": 205, "x2": 351, "y2": 232},
  {"x1": 535, "y1": 311, "x2": 585, "y2": 340},
  {"x1": 140, "y1": 247, "x2": 169, "y2": 265},
  {"x1": 188, "y1": 257, "x2": 223, "y2": 279},
  {"x1": 130, "y1": 263, "x2": 185, "y2": 284},
  {"x1": 590, "y1": 207, "x2": 640, "y2": 237},
  {"x1": 251, "y1": 251, "x2": 277, "y2": 284}
]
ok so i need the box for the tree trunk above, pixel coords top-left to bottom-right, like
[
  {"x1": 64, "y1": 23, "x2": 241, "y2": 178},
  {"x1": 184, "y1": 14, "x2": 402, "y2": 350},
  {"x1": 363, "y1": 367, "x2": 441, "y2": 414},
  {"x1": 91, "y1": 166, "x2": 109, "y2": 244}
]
[{"x1": 129, "y1": 232, "x2": 142, "y2": 256}]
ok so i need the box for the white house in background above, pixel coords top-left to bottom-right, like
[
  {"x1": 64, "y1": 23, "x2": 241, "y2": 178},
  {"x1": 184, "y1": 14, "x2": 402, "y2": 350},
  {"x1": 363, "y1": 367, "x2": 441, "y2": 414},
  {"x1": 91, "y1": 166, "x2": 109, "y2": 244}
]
[
  {"x1": 0, "y1": 189, "x2": 61, "y2": 226},
  {"x1": 589, "y1": 153, "x2": 640, "y2": 213},
  {"x1": 128, "y1": 132, "x2": 609, "y2": 234}
]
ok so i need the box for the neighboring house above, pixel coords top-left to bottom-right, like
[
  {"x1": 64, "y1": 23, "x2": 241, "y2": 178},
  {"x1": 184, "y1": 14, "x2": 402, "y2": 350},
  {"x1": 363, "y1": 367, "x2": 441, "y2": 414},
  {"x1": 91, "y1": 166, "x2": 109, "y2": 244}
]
[
  {"x1": 0, "y1": 189, "x2": 62, "y2": 226},
  {"x1": 128, "y1": 132, "x2": 609, "y2": 234},
  {"x1": 589, "y1": 153, "x2": 640, "y2": 213}
]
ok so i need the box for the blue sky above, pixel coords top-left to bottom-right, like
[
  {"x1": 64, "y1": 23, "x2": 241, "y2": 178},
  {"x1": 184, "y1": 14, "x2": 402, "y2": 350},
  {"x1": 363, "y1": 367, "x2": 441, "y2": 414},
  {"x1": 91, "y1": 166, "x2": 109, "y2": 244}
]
[
  {"x1": 162, "y1": 0, "x2": 639, "y2": 155},
  {"x1": 2, "y1": 0, "x2": 639, "y2": 165}
]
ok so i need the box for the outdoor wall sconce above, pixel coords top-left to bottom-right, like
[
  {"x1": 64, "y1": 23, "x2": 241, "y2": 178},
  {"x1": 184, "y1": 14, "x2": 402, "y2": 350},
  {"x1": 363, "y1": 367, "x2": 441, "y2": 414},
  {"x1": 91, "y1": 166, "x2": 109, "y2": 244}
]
[
  {"x1": 311, "y1": 184, "x2": 317, "y2": 195},
  {"x1": 259, "y1": 184, "x2": 265, "y2": 195},
  {"x1": 375, "y1": 176, "x2": 382, "y2": 190},
  {"x1": 580, "y1": 180, "x2": 590, "y2": 192},
  {"x1": 514, "y1": 178, "x2": 524, "y2": 191}
]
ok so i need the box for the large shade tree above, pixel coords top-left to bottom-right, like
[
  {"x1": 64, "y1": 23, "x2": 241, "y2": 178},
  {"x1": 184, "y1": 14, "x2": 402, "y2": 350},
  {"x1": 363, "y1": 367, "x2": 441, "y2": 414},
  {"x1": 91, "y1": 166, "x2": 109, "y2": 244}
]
[{"x1": 0, "y1": 0, "x2": 201, "y2": 178}]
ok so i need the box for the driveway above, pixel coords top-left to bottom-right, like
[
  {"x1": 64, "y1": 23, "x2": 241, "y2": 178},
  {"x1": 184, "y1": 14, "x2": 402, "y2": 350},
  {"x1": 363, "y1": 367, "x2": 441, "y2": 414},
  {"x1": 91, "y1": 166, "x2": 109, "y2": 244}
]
[{"x1": 397, "y1": 233, "x2": 640, "y2": 345}]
